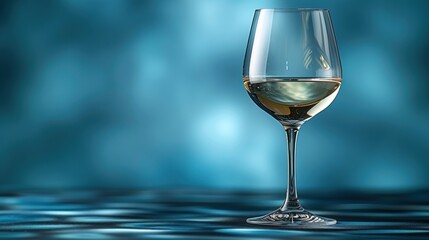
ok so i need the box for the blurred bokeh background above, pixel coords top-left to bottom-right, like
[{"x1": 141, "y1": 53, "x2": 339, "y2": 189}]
[{"x1": 1, "y1": 0, "x2": 428, "y2": 192}]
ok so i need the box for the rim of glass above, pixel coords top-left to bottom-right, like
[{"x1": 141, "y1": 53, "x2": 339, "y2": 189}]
[{"x1": 256, "y1": 8, "x2": 329, "y2": 12}]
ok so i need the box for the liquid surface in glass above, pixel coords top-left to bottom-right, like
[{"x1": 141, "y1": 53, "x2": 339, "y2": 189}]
[{"x1": 243, "y1": 77, "x2": 341, "y2": 125}]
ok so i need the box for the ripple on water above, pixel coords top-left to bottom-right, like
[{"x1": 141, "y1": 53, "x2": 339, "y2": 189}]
[
  {"x1": 122, "y1": 222, "x2": 214, "y2": 232},
  {"x1": 0, "y1": 224, "x2": 86, "y2": 230},
  {"x1": 216, "y1": 228, "x2": 313, "y2": 236},
  {"x1": 55, "y1": 232, "x2": 112, "y2": 239},
  {"x1": 0, "y1": 232, "x2": 36, "y2": 238},
  {"x1": 13, "y1": 204, "x2": 87, "y2": 211},
  {"x1": 0, "y1": 213, "x2": 54, "y2": 224},
  {"x1": 68, "y1": 216, "x2": 136, "y2": 223},
  {"x1": 36, "y1": 208, "x2": 138, "y2": 217},
  {"x1": 348, "y1": 229, "x2": 429, "y2": 235},
  {"x1": 92, "y1": 228, "x2": 170, "y2": 234}
]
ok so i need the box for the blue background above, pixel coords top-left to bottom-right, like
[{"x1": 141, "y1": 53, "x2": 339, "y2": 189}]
[{"x1": 1, "y1": 0, "x2": 428, "y2": 191}]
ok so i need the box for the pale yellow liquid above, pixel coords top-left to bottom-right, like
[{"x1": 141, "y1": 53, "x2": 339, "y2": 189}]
[{"x1": 243, "y1": 77, "x2": 341, "y2": 125}]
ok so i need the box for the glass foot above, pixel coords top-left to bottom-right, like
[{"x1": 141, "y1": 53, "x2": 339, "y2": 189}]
[{"x1": 247, "y1": 208, "x2": 336, "y2": 227}]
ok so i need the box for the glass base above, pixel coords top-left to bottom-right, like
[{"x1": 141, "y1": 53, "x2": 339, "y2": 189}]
[{"x1": 247, "y1": 208, "x2": 336, "y2": 227}]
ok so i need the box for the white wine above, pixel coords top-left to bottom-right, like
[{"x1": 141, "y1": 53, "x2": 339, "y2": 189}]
[{"x1": 243, "y1": 77, "x2": 341, "y2": 126}]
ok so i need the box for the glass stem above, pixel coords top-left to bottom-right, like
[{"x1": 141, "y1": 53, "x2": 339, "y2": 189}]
[{"x1": 281, "y1": 126, "x2": 303, "y2": 211}]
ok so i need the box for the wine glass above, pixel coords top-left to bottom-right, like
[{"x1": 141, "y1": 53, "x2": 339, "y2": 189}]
[{"x1": 243, "y1": 8, "x2": 342, "y2": 226}]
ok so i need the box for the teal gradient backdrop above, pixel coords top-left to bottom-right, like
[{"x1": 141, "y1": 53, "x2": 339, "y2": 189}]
[{"x1": 1, "y1": 0, "x2": 428, "y2": 191}]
